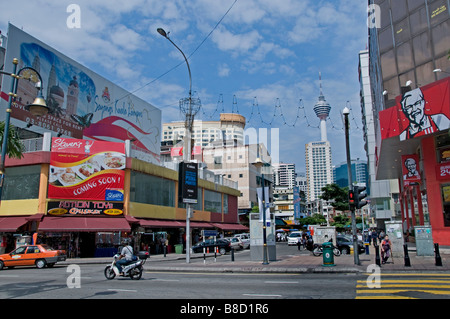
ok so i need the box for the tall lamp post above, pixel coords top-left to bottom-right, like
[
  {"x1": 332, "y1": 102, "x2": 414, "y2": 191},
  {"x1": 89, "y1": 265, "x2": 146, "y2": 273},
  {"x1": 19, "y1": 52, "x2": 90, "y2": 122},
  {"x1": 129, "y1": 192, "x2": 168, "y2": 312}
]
[
  {"x1": 0, "y1": 58, "x2": 48, "y2": 201},
  {"x1": 252, "y1": 156, "x2": 269, "y2": 265},
  {"x1": 157, "y1": 28, "x2": 201, "y2": 263},
  {"x1": 343, "y1": 107, "x2": 360, "y2": 266}
]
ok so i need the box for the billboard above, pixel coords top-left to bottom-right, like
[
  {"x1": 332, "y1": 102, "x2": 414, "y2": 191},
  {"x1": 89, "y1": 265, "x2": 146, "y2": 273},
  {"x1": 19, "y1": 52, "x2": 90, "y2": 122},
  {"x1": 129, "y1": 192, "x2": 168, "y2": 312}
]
[
  {"x1": 1, "y1": 24, "x2": 161, "y2": 164},
  {"x1": 379, "y1": 77, "x2": 450, "y2": 141},
  {"x1": 48, "y1": 137, "x2": 125, "y2": 201}
]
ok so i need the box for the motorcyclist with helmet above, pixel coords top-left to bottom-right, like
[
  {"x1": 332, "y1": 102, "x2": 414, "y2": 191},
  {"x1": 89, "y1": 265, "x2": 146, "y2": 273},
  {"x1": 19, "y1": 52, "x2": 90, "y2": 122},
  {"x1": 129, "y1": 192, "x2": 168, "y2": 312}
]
[{"x1": 116, "y1": 238, "x2": 134, "y2": 275}]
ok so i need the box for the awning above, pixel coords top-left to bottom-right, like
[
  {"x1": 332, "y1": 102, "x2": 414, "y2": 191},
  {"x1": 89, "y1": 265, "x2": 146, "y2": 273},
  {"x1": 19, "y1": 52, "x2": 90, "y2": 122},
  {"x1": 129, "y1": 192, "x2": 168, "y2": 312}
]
[
  {"x1": 137, "y1": 219, "x2": 214, "y2": 229},
  {"x1": 191, "y1": 222, "x2": 214, "y2": 228},
  {"x1": 211, "y1": 223, "x2": 249, "y2": 231},
  {"x1": 138, "y1": 219, "x2": 185, "y2": 228},
  {"x1": 0, "y1": 216, "x2": 29, "y2": 232},
  {"x1": 38, "y1": 217, "x2": 131, "y2": 232}
]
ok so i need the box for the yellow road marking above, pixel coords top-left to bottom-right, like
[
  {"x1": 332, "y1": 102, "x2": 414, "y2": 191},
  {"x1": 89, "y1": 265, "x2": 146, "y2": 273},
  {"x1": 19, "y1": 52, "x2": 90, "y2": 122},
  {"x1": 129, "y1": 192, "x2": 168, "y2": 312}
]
[{"x1": 357, "y1": 289, "x2": 450, "y2": 295}]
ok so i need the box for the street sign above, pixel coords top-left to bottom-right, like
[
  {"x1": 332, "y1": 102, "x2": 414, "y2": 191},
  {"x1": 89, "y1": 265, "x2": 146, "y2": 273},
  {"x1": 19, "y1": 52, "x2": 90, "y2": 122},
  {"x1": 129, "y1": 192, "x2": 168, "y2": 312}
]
[{"x1": 202, "y1": 230, "x2": 218, "y2": 237}]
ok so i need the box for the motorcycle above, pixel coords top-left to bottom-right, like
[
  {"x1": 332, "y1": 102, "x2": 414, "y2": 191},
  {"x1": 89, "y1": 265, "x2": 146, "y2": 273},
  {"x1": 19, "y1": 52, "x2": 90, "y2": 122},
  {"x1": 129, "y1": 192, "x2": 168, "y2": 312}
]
[
  {"x1": 312, "y1": 243, "x2": 341, "y2": 257},
  {"x1": 104, "y1": 251, "x2": 150, "y2": 280}
]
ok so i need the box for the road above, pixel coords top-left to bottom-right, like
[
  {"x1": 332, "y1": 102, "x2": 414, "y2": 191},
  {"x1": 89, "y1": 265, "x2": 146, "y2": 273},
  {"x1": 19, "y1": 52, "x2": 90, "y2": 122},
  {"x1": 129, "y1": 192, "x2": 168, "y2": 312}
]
[
  {"x1": 0, "y1": 243, "x2": 449, "y2": 302},
  {"x1": 1, "y1": 264, "x2": 449, "y2": 300}
]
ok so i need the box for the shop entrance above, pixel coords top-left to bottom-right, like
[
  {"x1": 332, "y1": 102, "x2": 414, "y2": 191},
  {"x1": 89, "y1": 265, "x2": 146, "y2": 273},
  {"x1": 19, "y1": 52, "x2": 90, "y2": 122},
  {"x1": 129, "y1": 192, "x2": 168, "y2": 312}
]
[{"x1": 79, "y1": 232, "x2": 96, "y2": 258}]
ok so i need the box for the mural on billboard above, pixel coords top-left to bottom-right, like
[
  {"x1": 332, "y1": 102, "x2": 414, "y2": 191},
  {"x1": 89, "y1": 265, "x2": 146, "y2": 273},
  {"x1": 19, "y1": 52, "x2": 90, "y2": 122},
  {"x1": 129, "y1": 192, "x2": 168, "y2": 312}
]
[
  {"x1": 1, "y1": 24, "x2": 161, "y2": 164},
  {"x1": 379, "y1": 77, "x2": 450, "y2": 141},
  {"x1": 48, "y1": 137, "x2": 125, "y2": 201}
]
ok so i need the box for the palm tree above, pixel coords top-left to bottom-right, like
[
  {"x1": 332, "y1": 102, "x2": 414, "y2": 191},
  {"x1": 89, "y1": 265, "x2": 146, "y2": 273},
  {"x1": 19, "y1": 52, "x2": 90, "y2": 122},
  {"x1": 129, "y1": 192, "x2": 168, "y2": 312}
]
[{"x1": 0, "y1": 121, "x2": 25, "y2": 159}]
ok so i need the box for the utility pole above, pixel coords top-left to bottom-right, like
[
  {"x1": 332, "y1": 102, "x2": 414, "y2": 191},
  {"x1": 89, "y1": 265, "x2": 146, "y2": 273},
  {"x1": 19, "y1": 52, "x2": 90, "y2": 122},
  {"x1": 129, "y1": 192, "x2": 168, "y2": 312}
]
[
  {"x1": 158, "y1": 28, "x2": 201, "y2": 263},
  {"x1": 343, "y1": 107, "x2": 360, "y2": 266}
]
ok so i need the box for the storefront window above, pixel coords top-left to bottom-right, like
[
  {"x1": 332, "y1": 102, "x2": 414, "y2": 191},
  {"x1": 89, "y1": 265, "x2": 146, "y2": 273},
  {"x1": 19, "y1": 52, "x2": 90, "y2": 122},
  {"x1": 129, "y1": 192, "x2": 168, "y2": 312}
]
[
  {"x1": 436, "y1": 133, "x2": 450, "y2": 163},
  {"x1": 204, "y1": 190, "x2": 222, "y2": 213},
  {"x1": 130, "y1": 171, "x2": 175, "y2": 207},
  {"x1": 3, "y1": 165, "x2": 40, "y2": 200},
  {"x1": 441, "y1": 184, "x2": 450, "y2": 226}
]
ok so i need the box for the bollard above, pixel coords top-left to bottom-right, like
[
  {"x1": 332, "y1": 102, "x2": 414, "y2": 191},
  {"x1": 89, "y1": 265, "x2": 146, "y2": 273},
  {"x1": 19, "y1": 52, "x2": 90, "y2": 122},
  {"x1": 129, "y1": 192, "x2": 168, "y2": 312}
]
[
  {"x1": 163, "y1": 245, "x2": 166, "y2": 257},
  {"x1": 365, "y1": 242, "x2": 370, "y2": 255},
  {"x1": 435, "y1": 243, "x2": 443, "y2": 266},
  {"x1": 375, "y1": 244, "x2": 381, "y2": 266},
  {"x1": 403, "y1": 244, "x2": 411, "y2": 267},
  {"x1": 231, "y1": 248, "x2": 235, "y2": 262}
]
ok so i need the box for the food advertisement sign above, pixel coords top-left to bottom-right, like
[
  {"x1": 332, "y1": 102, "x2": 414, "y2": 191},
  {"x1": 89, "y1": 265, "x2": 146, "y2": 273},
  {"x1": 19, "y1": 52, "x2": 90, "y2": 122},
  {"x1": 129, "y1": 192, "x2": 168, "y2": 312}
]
[
  {"x1": 0, "y1": 24, "x2": 161, "y2": 164},
  {"x1": 48, "y1": 137, "x2": 125, "y2": 201}
]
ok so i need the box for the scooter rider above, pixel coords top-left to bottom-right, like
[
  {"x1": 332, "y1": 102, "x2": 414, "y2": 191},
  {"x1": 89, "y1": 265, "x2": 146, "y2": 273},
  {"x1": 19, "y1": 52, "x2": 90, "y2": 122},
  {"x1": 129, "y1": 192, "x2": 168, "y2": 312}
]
[{"x1": 116, "y1": 238, "x2": 134, "y2": 275}]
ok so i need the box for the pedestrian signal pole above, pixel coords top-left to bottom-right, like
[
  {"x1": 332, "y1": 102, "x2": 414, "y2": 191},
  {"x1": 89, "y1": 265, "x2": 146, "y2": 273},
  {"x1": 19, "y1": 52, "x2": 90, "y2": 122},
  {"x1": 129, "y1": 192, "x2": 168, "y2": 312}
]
[{"x1": 343, "y1": 107, "x2": 360, "y2": 266}]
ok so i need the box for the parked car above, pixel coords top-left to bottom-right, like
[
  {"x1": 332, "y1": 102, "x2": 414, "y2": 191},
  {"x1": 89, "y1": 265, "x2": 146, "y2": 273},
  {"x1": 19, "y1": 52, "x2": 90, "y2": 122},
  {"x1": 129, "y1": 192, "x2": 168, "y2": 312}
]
[
  {"x1": 0, "y1": 244, "x2": 67, "y2": 270},
  {"x1": 287, "y1": 231, "x2": 303, "y2": 246},
  {"x1": 233, "y1": 233, "x2": 250, "y2": 249},
  {"x1": 225, "y1": 237, "x2": 244, "y2": 250},
  {"x1": 192, "y1": 239, "x2": 231, "y2": 255},
  {"x1": 336, "y1": 235, "x2": 365, "y2": 254}
]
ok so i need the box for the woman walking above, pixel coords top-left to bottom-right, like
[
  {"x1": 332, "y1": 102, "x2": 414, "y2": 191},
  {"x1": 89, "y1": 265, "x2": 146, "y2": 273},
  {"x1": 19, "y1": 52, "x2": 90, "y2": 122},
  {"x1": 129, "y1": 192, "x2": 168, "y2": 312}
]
[{"x1": 380, "y1": 235, "x2": 392, "y2": 264}]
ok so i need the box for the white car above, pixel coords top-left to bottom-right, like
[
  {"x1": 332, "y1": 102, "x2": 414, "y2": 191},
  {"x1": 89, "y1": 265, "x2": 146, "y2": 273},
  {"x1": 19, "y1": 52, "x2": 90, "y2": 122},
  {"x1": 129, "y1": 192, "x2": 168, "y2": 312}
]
[
  {"x1": 287, "y1": 231, "x2": 303, "y2": 246},
  {"x1": 234, "y1": 233, "x2": 250, "y2": 249},
  {"x1": 225, "y1": 237, "x2": 244, "y2": 250}
]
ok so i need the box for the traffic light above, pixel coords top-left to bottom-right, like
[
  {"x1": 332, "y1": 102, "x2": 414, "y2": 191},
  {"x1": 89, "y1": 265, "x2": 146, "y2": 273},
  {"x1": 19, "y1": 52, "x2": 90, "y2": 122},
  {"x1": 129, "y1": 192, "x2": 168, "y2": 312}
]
[
  {"x1": 348, "y1": 189, "x2": 356, "y2": 210},
  {"x1": 354, "y1": 185, "x2": 368, "y2": 209}
]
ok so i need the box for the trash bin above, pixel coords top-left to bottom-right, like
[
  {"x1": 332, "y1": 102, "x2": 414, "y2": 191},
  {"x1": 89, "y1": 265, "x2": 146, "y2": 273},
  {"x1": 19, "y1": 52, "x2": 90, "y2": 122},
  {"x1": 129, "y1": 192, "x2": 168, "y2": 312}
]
[
  {"x1": 175, "y1": 244, "x2": 183, "y2": 254},
  {"x1": 322, "y1": 242, "x2": 335, "y2": 267}
]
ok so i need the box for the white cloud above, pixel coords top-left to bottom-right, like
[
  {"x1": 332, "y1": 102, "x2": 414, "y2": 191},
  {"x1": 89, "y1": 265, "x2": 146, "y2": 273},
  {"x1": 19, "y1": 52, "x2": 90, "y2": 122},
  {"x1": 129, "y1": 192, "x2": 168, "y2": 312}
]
[{"x1": 218, "y1": 63, "x2": 230, "y2": 77}]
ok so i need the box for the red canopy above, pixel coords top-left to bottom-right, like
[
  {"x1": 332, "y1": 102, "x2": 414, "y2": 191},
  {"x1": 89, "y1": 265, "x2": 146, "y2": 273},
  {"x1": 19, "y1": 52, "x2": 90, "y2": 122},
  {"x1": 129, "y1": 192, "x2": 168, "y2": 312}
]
[{"x1": 0, "y1": 216, "x2": 29, "y2": 232}]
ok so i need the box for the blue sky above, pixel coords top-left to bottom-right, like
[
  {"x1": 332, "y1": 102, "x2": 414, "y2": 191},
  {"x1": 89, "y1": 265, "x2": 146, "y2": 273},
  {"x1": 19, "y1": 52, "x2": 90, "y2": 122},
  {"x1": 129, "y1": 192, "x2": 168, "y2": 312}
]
[{"x1": 0, "y1": 0, "x2": 369, "y2": 172}]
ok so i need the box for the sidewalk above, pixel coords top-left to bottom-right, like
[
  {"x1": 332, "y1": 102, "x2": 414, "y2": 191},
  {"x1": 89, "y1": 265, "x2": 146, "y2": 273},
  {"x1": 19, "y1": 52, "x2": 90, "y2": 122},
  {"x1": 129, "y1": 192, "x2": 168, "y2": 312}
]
[{"x1": 61, "y1": 245, "x2": 450, "y2": 274}]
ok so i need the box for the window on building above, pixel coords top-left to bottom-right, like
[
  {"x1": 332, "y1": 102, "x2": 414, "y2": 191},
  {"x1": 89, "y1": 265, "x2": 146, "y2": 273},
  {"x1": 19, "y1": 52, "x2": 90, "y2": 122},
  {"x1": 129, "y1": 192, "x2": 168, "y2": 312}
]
[
  {"x1": 130, "y1": 172, "x2": 175, "y2": 207},
  {"x1": 3, "y1": 165, "x2": 40, "y2": 200},
  {"x1": 204, "y1": 190, "x2": 222, "y2": 213}
]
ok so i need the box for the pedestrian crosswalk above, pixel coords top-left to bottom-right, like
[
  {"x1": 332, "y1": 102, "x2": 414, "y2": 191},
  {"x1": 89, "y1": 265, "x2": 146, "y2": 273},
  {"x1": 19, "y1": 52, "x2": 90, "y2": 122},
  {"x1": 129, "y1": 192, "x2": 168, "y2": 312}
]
[{"x1": 356, "y1": 273, "x2": 450, "y2": 299}]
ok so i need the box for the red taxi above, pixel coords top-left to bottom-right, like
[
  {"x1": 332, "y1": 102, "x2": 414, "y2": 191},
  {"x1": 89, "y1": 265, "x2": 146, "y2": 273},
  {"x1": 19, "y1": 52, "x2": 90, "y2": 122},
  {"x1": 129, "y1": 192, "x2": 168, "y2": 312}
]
[{"x1": 0, "y1": 244, "x2": 66, "y2": 270}]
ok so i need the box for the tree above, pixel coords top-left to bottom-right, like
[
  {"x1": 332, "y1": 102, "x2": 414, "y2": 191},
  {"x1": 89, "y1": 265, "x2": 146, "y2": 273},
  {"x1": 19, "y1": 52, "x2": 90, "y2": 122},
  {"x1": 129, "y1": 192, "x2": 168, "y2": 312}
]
[
  {"x1": 0, "y1": 122, "x2": 25, "y2": 160},
  {"x1": 320, "y1": 183, "x2": 350, "y2": 212}
]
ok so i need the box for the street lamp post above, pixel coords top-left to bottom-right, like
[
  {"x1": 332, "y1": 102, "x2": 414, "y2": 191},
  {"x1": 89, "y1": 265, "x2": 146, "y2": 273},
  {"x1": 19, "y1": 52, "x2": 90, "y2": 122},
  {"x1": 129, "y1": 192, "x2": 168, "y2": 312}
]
[
  {"x1": 343, "y1": 107, "x2": 360, "y2": 266},
  {"x1": 252, "y1": 156, "x2": 269, "y2": 265},
  {"x1": 158, "y1": 28, "x2": 201, "y2": 263},
  {"x1": 0, "y1": 58, "x2": 48, "y2": 201}
]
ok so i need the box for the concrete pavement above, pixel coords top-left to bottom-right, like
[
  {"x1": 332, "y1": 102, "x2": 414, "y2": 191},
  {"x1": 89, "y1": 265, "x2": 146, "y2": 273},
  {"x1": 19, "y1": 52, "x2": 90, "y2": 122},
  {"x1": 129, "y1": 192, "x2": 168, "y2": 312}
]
[{"x1": 61, "y1": 244, "x2": 450, "y2": 274}]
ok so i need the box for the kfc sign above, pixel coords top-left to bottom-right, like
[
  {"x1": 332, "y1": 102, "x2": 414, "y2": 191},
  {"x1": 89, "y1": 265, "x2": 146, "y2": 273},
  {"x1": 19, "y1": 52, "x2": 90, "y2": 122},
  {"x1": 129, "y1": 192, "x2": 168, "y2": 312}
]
[{"x1": 380, "y1": 78, "x2": 450, "y2": 141}]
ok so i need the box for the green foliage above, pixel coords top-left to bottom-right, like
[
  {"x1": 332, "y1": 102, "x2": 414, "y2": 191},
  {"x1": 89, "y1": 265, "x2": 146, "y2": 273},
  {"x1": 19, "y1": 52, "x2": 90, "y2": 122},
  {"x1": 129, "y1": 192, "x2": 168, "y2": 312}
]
[
  {"x1": 0, "y1": 122, "x2": 24, "y2": 159},
  {"x1": 320, "y1": 183, "x2": 350, "y2": 211}
]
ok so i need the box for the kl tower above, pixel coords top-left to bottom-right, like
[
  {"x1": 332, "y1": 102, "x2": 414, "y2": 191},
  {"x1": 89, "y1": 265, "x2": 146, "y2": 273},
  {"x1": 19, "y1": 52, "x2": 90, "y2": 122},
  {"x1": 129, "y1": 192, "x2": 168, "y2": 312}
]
[{"x1": 313, "y1": 72, "x2": 331, "y2": 141}]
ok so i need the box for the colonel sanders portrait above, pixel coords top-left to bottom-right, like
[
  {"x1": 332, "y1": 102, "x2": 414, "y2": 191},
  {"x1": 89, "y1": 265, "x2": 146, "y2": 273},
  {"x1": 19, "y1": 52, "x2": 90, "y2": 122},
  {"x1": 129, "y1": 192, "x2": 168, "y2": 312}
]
[{"x1": 399, "y1": 88, "x2": 450, "y2": 141}]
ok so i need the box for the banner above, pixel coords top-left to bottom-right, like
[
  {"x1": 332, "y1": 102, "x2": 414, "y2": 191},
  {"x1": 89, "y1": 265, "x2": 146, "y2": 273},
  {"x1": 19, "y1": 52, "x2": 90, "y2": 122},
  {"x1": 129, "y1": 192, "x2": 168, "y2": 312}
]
[
  {"x1": 401, "y1": 154, "x2": 421, "y2": 186},
  {"x1": 379, "y1": 77, "x2": 450, "y2": 141},
  {"x1": 48, "y1": 137, "x2": 125, "y2": 200}
]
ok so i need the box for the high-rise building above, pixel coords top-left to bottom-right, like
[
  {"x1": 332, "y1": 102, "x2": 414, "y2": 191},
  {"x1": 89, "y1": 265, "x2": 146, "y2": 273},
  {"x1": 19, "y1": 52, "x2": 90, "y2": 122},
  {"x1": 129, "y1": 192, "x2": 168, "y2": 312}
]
[
  {"x1": 305, "y1": 141, "x2": 333, "y2": 202},
  {"x1": 358, "y1": 49, "x2": 399, "y2": 226},
  {"x1": 162, "y1": 113, "x2": 246, "y2": 148},
  {"x1": 368, "y1": 0, "x2": 450, "y2": 244},
  {"x1": 305, "y1": 75, "x2": 333, "y2": 203},
  {"x1": 272, "y1": 163, "x2": 296, "y2": 189},
  {"x1": 333, "y1": 159, "x2": 369, "y2": 189}
]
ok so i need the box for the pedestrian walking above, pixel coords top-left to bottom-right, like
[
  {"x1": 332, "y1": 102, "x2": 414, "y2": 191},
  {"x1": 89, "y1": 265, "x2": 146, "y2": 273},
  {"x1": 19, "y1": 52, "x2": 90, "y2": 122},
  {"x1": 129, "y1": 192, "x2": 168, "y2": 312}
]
[{"x1": 380, "y1": 235, "x2": 392, "y2": 264}]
